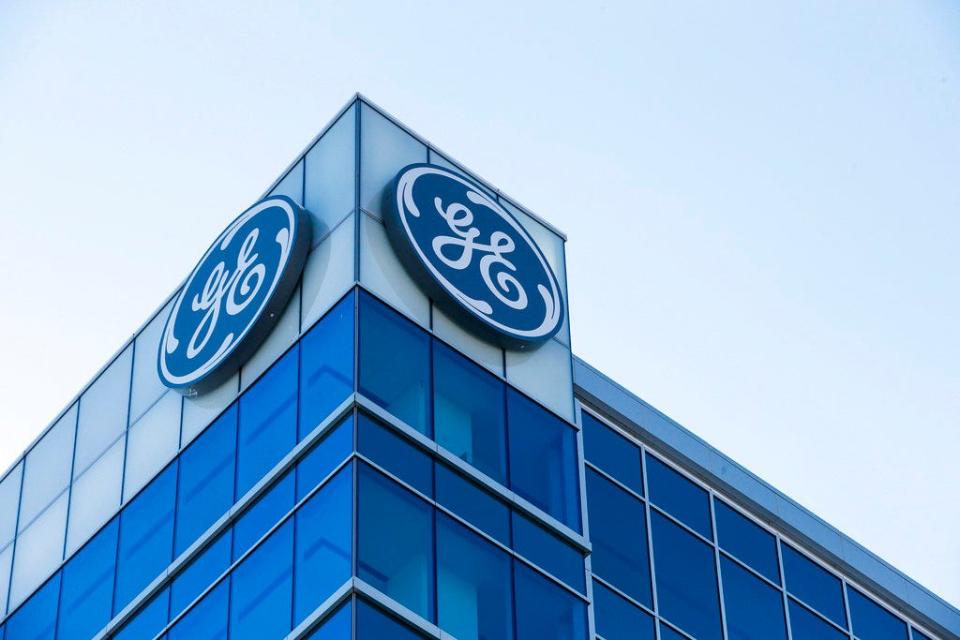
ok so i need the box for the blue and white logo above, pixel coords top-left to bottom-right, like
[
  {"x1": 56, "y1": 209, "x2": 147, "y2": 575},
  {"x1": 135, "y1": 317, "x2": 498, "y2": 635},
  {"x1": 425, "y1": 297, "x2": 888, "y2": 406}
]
[
  {"x1": 158, "y1": 196, "x2": 311, "y2": 395},
  {"x1": 384, "y1": 164, "x2": 564, "y2": 348}
]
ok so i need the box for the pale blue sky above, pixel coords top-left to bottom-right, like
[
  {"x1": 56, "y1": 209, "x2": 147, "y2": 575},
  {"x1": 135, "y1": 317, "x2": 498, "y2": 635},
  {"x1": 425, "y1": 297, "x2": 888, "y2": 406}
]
[{"x1": 1, "y1": 0, "x2": 958, "y2": 606}]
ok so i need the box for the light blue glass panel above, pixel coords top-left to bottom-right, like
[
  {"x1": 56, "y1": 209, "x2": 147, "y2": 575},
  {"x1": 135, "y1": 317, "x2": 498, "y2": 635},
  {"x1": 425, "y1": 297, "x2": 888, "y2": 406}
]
[
  {"x1": 301, "y1": 215, "x2": 356, "y2": 331},
  {"x1": 305, "y1": 104, "x2": 356, "y2": 243},
  {"x1": 123, "y1": 391, "x2": 181, "y2": 502},
  {"x1": 9, "y1": 493, "x2": 67, "y2": 609},
  {"x1": 129, "y1": 299, "x2": 174, "y2": 423},
  {"x1": 230, "y1": 521, "x2": 294, "y2": 640},
  {"x1": 0, "y1": 544, "x2": 12, "y2": 618},
  {"x1": 19, "y1": 404, "x2": 76, "y2": 531},
  {"x1": 66, "y1": 438, "x2": 123, "y2": 554},
  {"x1": 180, "y1": 372, "x2": 238, "y2": 448},
  {"x1": 74, "y1": 345, "x2": 133, "y2": 477},
  {"x1": 359, "y1": 102, "x2": 427, "y2": 217},
  {"x1": 269, "y1": 160, "x2": 304, "y2": 204},
  {"x1": 0, "y1": 462, "x2": 23, "y2": 548},
  {"x1": 239, "y1": 285, "x2": 300, "y2": 391},
  {"x1": 359, "y1": 214, "x2": 430, "y2": 326},
  {"x1": 505, "y1": 337, "x2": 574, "y2": 422}
]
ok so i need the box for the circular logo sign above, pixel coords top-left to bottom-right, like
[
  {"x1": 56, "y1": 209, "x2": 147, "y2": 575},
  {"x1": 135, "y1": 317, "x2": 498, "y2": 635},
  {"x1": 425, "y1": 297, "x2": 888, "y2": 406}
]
[
  {"x1": 158, "y1": 196, "x2": 311, "y2": 395},
  {"x1": 384, "y1": 164, "x2": 564, "y2": 348}
]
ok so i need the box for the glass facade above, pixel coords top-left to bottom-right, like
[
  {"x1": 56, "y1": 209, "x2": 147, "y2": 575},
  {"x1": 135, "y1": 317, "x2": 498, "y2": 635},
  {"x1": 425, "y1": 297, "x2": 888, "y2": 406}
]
[{"x1": 0, "y1": 96, "x2": 951, "y2": 640}]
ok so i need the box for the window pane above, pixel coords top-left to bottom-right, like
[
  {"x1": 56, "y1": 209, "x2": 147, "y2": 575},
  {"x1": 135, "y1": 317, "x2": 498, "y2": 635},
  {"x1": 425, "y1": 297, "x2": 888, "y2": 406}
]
[
  {"x1": 715, "y1": 500, "x2": 779, "y2": 584},
  {"x1": 358, "y1": 465, "x2": 434, "y2": 621},
  {"x1": 294, "y1": 466, "x2": 352, "y2": 626},
  {"x1": 172, "y1": 532, "x2": 231, "y2": 617},
  {"x1": 129, "y1": 299, "x2": 175, "y2": 423},
  {"x1": 359, "y1": 292, "x2": 431, "y2": 435},
  {"x1": 433, "y1": 342, "x2": 507, "y2": 483},
  {"x1": 646, "y1": 454, "x2": 711, "y2": 539},
  {"x1": 789, "y1": 598, "x2": 847, "y2": 640},
  {"x1": 304, "y1": 103, "x2": 356, "y2": 242},
  {"x1": 301, "y1": 217, "x2": 356, "y2": 331},
  {"x1": 58, "y1": 518, "x2": 118, "y2": 640},
  {"x1": 359, "y1": 102, "x2": 427, "y2": 217},
  {"x1": 5, "y1": 573, "x2": 60, "y2": 640},
  {"x1": 168, "y1": 579, "x2": 229, "y2": 640},
  {"x1": 658, "y1": 624, "x2": 687, "y2": 640},
  {"x1": 504, "y1": 336, "x2": 573, "y2": 421},
  {"x1": 269, "y1": 160, "x2": 303, "y2": 203},
  {"x1": 124, "y1": 391, "x2": 181, "y2": 502},
  {"x1": 9, "y1": 493, "x2": 67, "y2": 609},
  {"x1": 113, "y1": 588, "x2": 169, "y2": 640},
  {"x1": 512, "y1": 513, "x2": 584, "y2": 593},
  {"x1": 176, "y1": 405, "x2": 237, "y2": 555},
  {"x1": 357, "y1": 413, "x2": 433, "y2": 497},
  {"x1": 592, "y1": 580, "x2": 655, "y2": 640},
  {"x1": 848, "y1": 587, "x2": 908, "y2": 640},
  {"x1": 650, "y1": 511, "x2": 723, "y2": 640},
  {"x1": 74, "y1": 345, "x2": 132, "y2": 476},
  {"x1": 297, "y1": 415, "x2": 354, "y2": 501},
  {"x1": 305, "y1": 600, "x2": 352, "y2": 639},
  {"x1": 0, "y1": 545, "x2": 12, "y2": 619},
  {"x1": 233, "y1": 473, "x2": 294, "y2": 561},
  {"x1": 230, "y1": 521, "x2": 294, "y2": 640},
  {"x1": 781, "y1": 544, "x2": 846, "y2": 627},
  {"x1": 0, "y1": 462, "x2": 23, "y2": 548},
  {"x1": 66, "y1": 437, "x2": 123, "y2": 555},
  {"x1": 584, "y1": 469, "x2": 651, "y2": 606},
  {"x1": 507, "y1": 390, "x2": 580, "y2": 531},
  {"x1": 180, "y1": 373, "x2": 238, "y2": 449},
  {"x1": 912, "y1": 628, "x2": 933, "y2": 640},
  {"x1": 514, "y1": 562, "x2": 587, "y2": 640},
  {"x1": 356, "y1": 599, "x2": 426, "y2": 640},
  {"x1": 359, "y1": 214, "x2": 430, "y2": 325},
  {"x1": 300, "y1": 293, "x2": 354, "y2": 440},
  {"x1": 581, "y1": 412, "x2": 642, "y2": 495},
  {"x1": 720, "y1": 556, "x2": 787, "y2": 640},
  {"x1": 20, "y1": 405, "x2": 76, "y2": 531},
  {"x1": 238, "y1": 346, "x2": 298, "y2": 496},
  {"x1": 435, "y1": 464, "x2": 510, "y2": 546}
]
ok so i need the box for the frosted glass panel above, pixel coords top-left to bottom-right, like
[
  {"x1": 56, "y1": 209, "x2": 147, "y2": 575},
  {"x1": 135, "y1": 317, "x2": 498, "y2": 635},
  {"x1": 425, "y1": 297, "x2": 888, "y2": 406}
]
[
  {"x1": 75, "y1": 345, "x2": 133, "y2": 477},
  {"x1": 0, "y1": 543, "x2": 11, "y2": 617},
  {"x1": 10, "y1": 493, "x2": 67, "y2": 608},
  {"x1": 505, "y1": 338, "x2": 574, "y2": 421},
  {"x1": 20, "y1": 404, "x2": 77, "y2": 531},
  {"x1": 360, "y1": 102, "x2": 426, "y2": 217},
  {"x1": 66, "y1": 439, "x2": 124, "y2": 555},
  {"x1": 359, "y1": 213, "x2": 429, "y2": 327},
  {"x1": 305, "y1": 105, "x2": 355, "y2": 243},
  {"x1": 432, "y1": 306, "x2": 503, "y2": 375},
  {"x1": 181, "y1": 373, "x2": 238, "y2": 448},
  {"x1": 301, "y1": 214, "x2": 356, "y2": 331},
  {"x1": 269, "y1": 160, "x2": 304, "y2": 204},
  {"x1": 130, "y1": 298, "x2": 175, "y2": 423},
  {"x1": 240, "y1": 285, "x2": 301, "y2": 391},
  {"x1": 124, "y1": 392, "x2": 182, "y2": 502},
  {"x1": 0, "y1": 462, "x2": 22, "y2": 548}
]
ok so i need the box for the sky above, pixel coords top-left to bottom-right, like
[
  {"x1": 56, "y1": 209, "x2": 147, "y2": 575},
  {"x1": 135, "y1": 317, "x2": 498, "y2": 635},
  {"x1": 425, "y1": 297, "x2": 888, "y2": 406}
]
[{"x1": 1, "y1": 0, "x2": 958, "y2": 608}]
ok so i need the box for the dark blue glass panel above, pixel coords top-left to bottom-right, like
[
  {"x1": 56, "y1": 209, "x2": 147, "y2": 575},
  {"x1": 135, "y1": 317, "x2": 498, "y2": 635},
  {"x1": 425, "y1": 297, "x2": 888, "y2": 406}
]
[
  {"x1": 650, "y1": 511, "x2": 722, "y2": 640},
  {"x1": 230, "y1": 521, "x2": 294, "y2": 640},
  {"x1": 912, "y1": 629, "x2": 933, "y2": 640},
  {"x1": 358, "y1": 465, "x2": 435, "y2": 621},
  {"x1": 167, "y1": 579, "x2": 229, "y2": 640},
  {"x1": 789, "y1": 599, "x2": 847, "y2": 640},
  {"x1": 584, "y1": 469, "x2": 651, "y2": 606},
  {"x1": 435, "y1": 464, "x2": 510, "y2": 546},
  {"x1": 512, "y1": 512, "x2": 585, "y2": 593},
  {"x1": 514, "y1": 562, "x2": 588, "y2": 640},
  {"x1": 171, "y1": 532, "x2": 231, "y2": 615},
  {"x1": 437, "y1": 514, "x2": 514, "y2": 640},
  {"x1": 849, "y1": 587, "x2": 908, "y2": 640},
  {"x1": 176, "y1": 404, "x2": 237, "y2": 555},
  {"x1": 233, "y1": 473, "x2": 294, "y2": 561},
  {"x1": 715, "y1": 500, "x2": 779, "y2": 584},
  {"x1": 782, "y1": 544, "x2": 846, "y2": 627},
  {"x1": 646, "y1": 454, "x2": 711, "y2": 539},
  {"x1": 113, "y1": 588, "x2": 169, "y2": 640},
  {"x1": 297, "y1": 414, "x2": 353, "y2": 500},
  {"x1": 581, "y1": 412, "x2": 642, "y2": 495},
  {"x1": 6, "y1": 572, "x2": 60, "y2": 640},
  {"x1": 720, "y1": 556, "x2": 787, "y2": 640},
  {"x1": 58, "y1": 518, "x2": 119, "y2": 640},
  {"x1": 658, "y1": 624, "x2": 687, "y2": 640},
  {"x1": 238, "y1": 346, "x2": 298, "y2": 495},
  {"x1": 359, "y1": 292, "x2": 431, "y2": 435},
  {"x1": 356, "y1": 599, "x2": 425, "y2": 639},
  {"x1": 115, "y1": 463, "x2": 177, "y2": 613},
  {"x1": 300, "y1": 292, "x2": 355, "y2": 440},
  {"x1": 305, "y1": 600, "x2": 352, "y2": 639},
  {"x1": 357, "y1": 413, "x2": 433, "y2": 497},
  {"x1": 592, "y1": 580, "x2": 655, "y2": 640},
  {"x1": 295, "y1": 466, "x2": 353, "y2": 626},
  {"x1": 433, "y1": 342, "x2": 507, "y2": 483},
  {"x1": 507, "y1": 390, "x2": 580, "y2": 531}
]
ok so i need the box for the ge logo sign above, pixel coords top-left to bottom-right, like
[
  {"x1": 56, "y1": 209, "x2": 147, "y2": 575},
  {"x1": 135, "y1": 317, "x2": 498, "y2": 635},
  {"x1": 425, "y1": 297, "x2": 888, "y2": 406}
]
[
  {"x1": 384, "y1": 164, "x2": 564, "y2": 348},
  {"x1": 158, "y1": 196, "x2": 311, "y2": 395}
]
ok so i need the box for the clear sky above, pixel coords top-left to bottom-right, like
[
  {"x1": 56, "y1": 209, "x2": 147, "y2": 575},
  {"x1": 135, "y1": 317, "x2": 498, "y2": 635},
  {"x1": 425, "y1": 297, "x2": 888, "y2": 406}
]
[{"x1": 1, "y1": 0, "x2": 958, "y2": 607}]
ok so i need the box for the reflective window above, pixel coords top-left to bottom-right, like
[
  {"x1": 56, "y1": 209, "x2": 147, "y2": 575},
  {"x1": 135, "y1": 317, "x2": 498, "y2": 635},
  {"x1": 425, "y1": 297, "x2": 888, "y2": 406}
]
[
  {"x1": 789, "y1": 598, "x2": 847, "y2": 640},
  {"x1": 57, "y1": 518, "x2": 118, "y2": 640},
  {"x1": 581, "y1": 412, "x2": 642, "y2": 495},
  {"x1": 359, "y1": 102, "x2": 427, "y2": 217},
  {"x1": 514, "y1": 562, "x2": 588, "y2": 640},
  {"x1": 358, "y1": 413, "x2": 433, "y2": 496},
  {"x1": 356, "y1": 598, "x2": 426, "y2": 640},
  {"x1": 230, "y1": 521, "x2": 294, "y2": 640},
  {"x1": 433, "y1": 342, "x2": 507, "y2": 483},
  {"x1": 9, "y1": 493, "x2": 67, "y2": 609},
  {"x1": 74, "y1": 345, "x2": 132, "y2": 476},
  {"x1": 715, "y1": 500, "x2": 779, "y2": 584},
  {"x1": 66, "y1": 438, "x2": 123, "y2": 554},
  {"x1": 113, "y1": 588, "x2": 169, "y2": 640},
  {"x1": 305, "y1": 600, "x2": 352, "y2": 639},
  {"x1": 650, "y1": 511, "x2": 722, "y2": 640},
  {"x1": 297, "y1": 415, "x2": 353, "y2": 500},
  {"x1": 435, "y1": 464, "x2": 510, "y2": 546},
  {"x1": 0, "y1": 462, "x2": 23, "y2": 548},
  {"x1": 659, "y1": 624, "x2": 687, "y2": 640},
  {"x1": 233, "y1": 473, "x2": 294, "y2": 561},
  {"x1": 782, "y1": 543, "x2": 847, "y2": 627},
  {"x1": 720, "y1": 556, "x2": 787, "y2": 640},
  {"x1": 592, "y1": 580, "x2": 655, "y2": 640},
  {"x1": 0, "y1": 545, "x2": 11, "y2": 620},
  {"x1": 304, "y1": 103, "x2": 356, "y2": 242},
  {"x1": 512, "y1": 512, "x2": 584, "y2": 593},
  {"x1": 5, "y1": 573, "x2": 60, "y2": 640},
  {"x1": 167, "y1": 579, "x2": 229, "y2": 640},
  {"x1": 172, "y1": 532, "x2": 231, "y2": 616},
  {"x1": 585, "y1": 469, "x2": 651, "y2": 606},
  {"x1": 20, "y1": 405, "x2": 76, "y2": 530},
  {"x1": 123, "y1": 391, "x2": 181, "y2": 502},
  {"x1": 129, "y1": 299, "x2": 174, "y2": 423},
  {"x1": 646, "y1": 454, "x2": 712, "y2": 539},
  {"x1": 848, "y1": 587, "x2": 908, "y2": 640},
  {"x1": 299, "y1": 293, "x2": 354, "y2": 440}
]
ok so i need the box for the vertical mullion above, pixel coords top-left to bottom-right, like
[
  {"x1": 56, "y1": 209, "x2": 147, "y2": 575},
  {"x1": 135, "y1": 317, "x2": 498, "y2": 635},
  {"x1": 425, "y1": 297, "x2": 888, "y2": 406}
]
[
  {"x1": 777, "y1": 537, "x2": 795, "y2": 640},
  {"x1": 710, "y1": 495, "x2": 730, "y2": 640},
  {"x1": 641, "y1": 448, "x2": 661, "y2": 639}
]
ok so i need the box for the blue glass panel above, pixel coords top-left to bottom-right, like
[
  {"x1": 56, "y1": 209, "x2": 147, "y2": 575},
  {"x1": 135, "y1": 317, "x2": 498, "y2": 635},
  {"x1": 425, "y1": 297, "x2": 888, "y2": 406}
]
[
  {"x1": 646, "y1": 454, "x2": 712, "y2": 539},
  {"x1": 782, "y1": 544, "x2": 846, "y2": 627},
  {"x1": 304, "y1": 103, "x2": 356, "y2": 242},
  {"x1": 356, "y1": 599, "x2": 425, "y2": 639},
  {"x1": 57, "y1": 518, "x2": 118, "y2": 640},
  {"x1": 512, "y1": 512, "x2": 585, "y2": 593},
  {"x1": 358, "y1": 413, "x2": 433, "y2": 497},
  {"x1": 592, "y1": 580, "x2": 655, "y2": 640},
  {"x1": 5, "y1": 572, "x2": 60, "y2": 640},
  {"x1": 849, "y1": 587, "x2": 908, "y2": 640},
  {"x1": 658, "y1": 624, "x2": 687, "y2": 640},
  {"x1": 359, "y1": 292, "x2": 431, "y2": 435},
  {"x1": 297, "y1": 414, "x2": 353, "y2": 500},
  {"x1": 115, "y1": 463, "x2": 176, "y2": 613},
  {"x1": 507, "y1": 390, "x2": 580, "y2": 531},
  {"x1": 435, "y1": 464, "x2": 510, "y2": 546},
  {"x1": 113, "y1": 588, "x2": 169, "y2": 640},
  {"x1": 651, "y1": 511, "x2": 722, "y2": 640},
  {"x1": 715, "y1": 500, "x2": 780, "y2": 584},
  {"x1": 233, "y1": 473, "x2": 294, "y2": 561},
  {"x1": 294, "y1": 466, "x2": 353, "y2": 626},
  {"x1": 238, "y1": 346, "x2": 298, "y2": 495},
  {"x1": 172, "y1": 532, "x2": 231, "y2": 616},
  {"x1": 789, "y1": 598, "x2": 847, "y2": 640},
  {"x1": 305, "y1": 600, "x2": 352, "y2": 639},
  {"x1": 581, "y1": 412, "x2": 642, "y2": 495},
  {"x1": 299, "y1": 293, "x2": 354, "y2": 440},
  {"x1": 358, "y1": 465, "x2": 434, "y2": 621},
  {"x1": 437, "y1": 513, "x2": 514, "y2": 640},
  {"x1": 912, "y1": 629, "x2": 933, "y2": 640},
  {"x1": 720, "y1": 556, "x2": 787, "y2": 640},
  {"x1": 514, "y1": 562, "x2": 587, "y2": 640},
  {"x1": 584, "y1": 469, "x2": 651, "y2": 606},
  {"x1": 167, "y1": 579, "x2": 229, "y2": 640},
  {"x1": 433, "y1": 342, "x2": 507, "y2": 483},
  {"x1": 230, "y1": 521, "x2": 294, "y2": 640},
  {"x1": 176, "y1": 405, "x2": 237, "y2": 555}
]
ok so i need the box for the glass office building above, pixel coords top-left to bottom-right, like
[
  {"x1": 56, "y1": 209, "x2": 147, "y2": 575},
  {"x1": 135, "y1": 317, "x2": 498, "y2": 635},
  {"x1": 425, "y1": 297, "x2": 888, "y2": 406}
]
[{"x1": 0, "y1": 95, "x2": 956, "y2": 640}]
